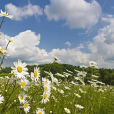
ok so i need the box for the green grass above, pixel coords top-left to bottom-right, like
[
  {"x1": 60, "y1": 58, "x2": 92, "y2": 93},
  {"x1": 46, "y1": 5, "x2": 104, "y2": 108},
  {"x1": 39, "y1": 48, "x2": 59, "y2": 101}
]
[{"x1": 0, "y1": 77, "x2": 113, "y2": 114}]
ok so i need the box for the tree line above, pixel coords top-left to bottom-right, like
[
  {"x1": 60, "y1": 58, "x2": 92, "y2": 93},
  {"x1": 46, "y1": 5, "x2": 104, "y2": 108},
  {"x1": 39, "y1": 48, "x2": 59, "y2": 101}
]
[{"x1": 0, "y1": 62, "x2": 114, "y2": 86}]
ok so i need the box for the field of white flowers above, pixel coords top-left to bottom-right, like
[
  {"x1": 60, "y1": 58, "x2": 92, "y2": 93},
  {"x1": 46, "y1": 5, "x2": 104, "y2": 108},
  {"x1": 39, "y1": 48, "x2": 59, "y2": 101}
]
[{"x1": 0, "y1": 10, "x2": 114, "y2": 114}]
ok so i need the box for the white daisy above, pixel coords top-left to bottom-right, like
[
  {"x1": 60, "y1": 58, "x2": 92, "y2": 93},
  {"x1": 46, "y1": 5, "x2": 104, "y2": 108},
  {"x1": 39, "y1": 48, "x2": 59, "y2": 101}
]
[
  {"x1": 0, "y1": 94, "x2": 4, "y2": 104},
  {"x1": 74, "y1": 93, "x2": 81, "y2": 98},
  {"x1": 42, "y1": 78, "x2": 51, "y2": 85},
  {"x1": 18, "y1": 92, "x2": 27, "y2": 104},
  {"x1": 80, "y1": 65, "x2": 88, "y2": 69},
  {"x1": 5, "y1": 35, "x2": 13, "y2": 42},
  {"x1": 64, "y1": 108, "x2": 71, "y2": 113},
  {"x1": 89, "y1": 61, "x2": 97, "y2": 68},
  {"x1": 19, "y1": 78, "x2": 30, "y2": 91},
  {"x1": 52, "y1": 77, "x2": 59, "y2": 86},
  {"x1": 23, "y1": 101, "x2": 30, "y2": 113},
  {"x1": 0, "y1": 46, "x2": 8, "y2": 58},
  {"x1": 0, "y1": 10, "x2": 13, "y2": 20},
  {"x1": 75, "y1": 104, "x2": 84, "y2": 109},
  {"x1": 52, "y1": 87, "x2": 56, "y2": 91},
  {"x1": 41, "y1": 91, "x2": 51, "y2": 104},
  {"x1": 31, "y1": 67, "x2": 40, "y2": 82},
  {"x1": 66, "y1": 69, "x2": 73, "y2": 73},
  {"x1": 11, "y1": 59, "x2": 29, "y2": 79},
  {"x1": 44, "y1": 84, "x2": 51, "y2": 92},
  {"x1": 36, "y1": 108, "x2": 46, "y2": 114}
]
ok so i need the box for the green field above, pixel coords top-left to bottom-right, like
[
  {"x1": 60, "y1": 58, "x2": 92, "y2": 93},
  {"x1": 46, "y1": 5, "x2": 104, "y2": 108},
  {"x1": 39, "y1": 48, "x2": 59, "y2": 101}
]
[{"x1": 0, "y1": 74, "x2": 113, "y2": 114}]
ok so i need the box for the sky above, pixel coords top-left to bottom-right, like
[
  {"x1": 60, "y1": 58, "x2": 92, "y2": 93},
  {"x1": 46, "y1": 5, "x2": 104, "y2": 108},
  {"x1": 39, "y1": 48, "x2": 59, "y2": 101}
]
[{"x1": 0, "y1": 0, "x2": 114, "y2": 69}]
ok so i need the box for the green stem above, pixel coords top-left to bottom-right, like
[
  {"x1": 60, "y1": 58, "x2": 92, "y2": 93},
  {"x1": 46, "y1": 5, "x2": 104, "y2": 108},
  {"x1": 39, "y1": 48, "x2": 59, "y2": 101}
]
[
  {"x1": 0, "y1": 41, "x2": 10, "y2": 70},
  {"x1": 0, "y1": 16, "x2": 6, "y2": 29}
]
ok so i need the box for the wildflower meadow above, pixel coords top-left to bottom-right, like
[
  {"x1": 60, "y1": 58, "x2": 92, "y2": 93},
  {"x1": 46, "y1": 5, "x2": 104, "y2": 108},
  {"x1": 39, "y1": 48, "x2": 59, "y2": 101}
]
[{"x1": 0, "y1": 10, "x2": 114, "y2": 114}]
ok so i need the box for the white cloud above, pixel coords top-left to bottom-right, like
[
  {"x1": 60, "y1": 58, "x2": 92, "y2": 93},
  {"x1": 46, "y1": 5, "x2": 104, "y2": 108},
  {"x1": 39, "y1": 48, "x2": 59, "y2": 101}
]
[
  {"x1": 87, "y1": 16, "x2": 114, "y2": 68},
  {"x1": 0, "y1": 30, "x2": 90, "y2": 68},
  {"x1": 5, "y1": 2, "x2": 43, "y2": 21},
  {"x1": 44, "y1": 0, "x2": 101, "y2": 29},
  {"x1": 65, "y1": 42, "x2": 71, "y2": 46}
]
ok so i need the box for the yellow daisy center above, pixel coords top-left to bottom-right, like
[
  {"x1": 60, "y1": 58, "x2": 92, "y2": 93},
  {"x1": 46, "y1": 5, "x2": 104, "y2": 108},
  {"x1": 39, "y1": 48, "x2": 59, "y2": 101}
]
[
  {"x1": 21, "y1": 82, "x2": 25, "y2": 87},
  {"x1": 11, "y1": 40, "x2": 13, "y2": 42},
  {"x1": 2, "y1": 13, "x2": 7, "y2": 17},
  {"x1": 13, "y1": 73, "x2": 16, "y2": 77},
  {"x1": 34, "y1": 71, "x2": 37, "y2": 77},
  {"x1": 44, "y1": 93, "x2": 47, "y2": 99},
  {"x1": 65, "y1": 109, "x2": 68, "y2": 113},
  {"x1": 17, "y1": 66, "x2": 22, "y2": 73},
  {"x1": 78, "y1": 106, "x2": 81, "y2": 108},
  {"x1": 20, "y1": 95, "x2": 24, "y2": 100},
  {"x1": 44, "y1": 81, "x2": 48, "y2": 83},
  {"x1": 51, "y1": 75, "x2": 53, "y2": 78},
  {"x1": 53, "y1": 88, "x2": 56, "y2": 90},
  {"x1": 38, "y1": 112, "x2": 42, "y2": 114},
  {"x1": 44, "y1": 86, "x2": 48, "y2": 91},
  {"x1": 0, "y1": 49, "x2": 3, "y2": 52},
  {"x1": 24, "y1": 104, "x2": 27, "y2": 108}
]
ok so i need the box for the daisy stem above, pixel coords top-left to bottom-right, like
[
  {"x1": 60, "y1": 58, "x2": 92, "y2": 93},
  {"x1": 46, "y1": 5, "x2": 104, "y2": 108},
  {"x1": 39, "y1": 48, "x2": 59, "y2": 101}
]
[
  {"x1": 4, "y1": 74, "x2": 12, "y2": 95},
  {"x1": 1, "y1": 81, "x2": 17, "y2": 113},
  {"x1": 0, "y1": 16, "x2": 5, "y2": 29},
  {"x1": 0, "y1": 41, "x2": 10, "y2": 70}
]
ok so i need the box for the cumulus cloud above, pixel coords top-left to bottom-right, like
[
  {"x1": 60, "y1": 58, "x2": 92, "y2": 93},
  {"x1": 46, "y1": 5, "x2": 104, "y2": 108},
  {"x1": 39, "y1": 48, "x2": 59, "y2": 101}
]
[
  {"x1": 5, "y1": 2, "x2": 43, "y2": 21},
  {"x1": 44, "y1": 0, "x2": 101, "y2": 29},
  {"x1": 0, "y1": 30, "x2": 90, "y2": 68},
  {"x1": 65, "y1": 42, "x2": 71, "y2": 46},
  {"x1": 87, "y1": 16, "x2": 114, "y2": 68}
]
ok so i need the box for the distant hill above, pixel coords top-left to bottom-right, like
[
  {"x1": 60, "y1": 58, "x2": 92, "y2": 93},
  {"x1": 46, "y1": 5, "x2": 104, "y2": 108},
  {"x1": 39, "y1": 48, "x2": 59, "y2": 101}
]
[{"x1": 0, "y1": 62, "x2": 114, "y2": 86}]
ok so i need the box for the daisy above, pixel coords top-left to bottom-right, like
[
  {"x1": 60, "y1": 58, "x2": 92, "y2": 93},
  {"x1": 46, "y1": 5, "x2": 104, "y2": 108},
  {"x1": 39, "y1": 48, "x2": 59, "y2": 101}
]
[
  {"x1": 92, "y1": 75, "x2": 99, "y2": 78},
  {"x1": 52, "y1": 77, "x2": 59, "y2": 85},
  {"x1": 89, "y1": 61, "x2": 97, "y2": 68},
  {"x1": 65, "y1": 86, "x2": 70, "y2": 90},
  {"x1": 0, "y1": 46, "x2": 8, "y2": 57},
  {"x1": 49, "y1": 72, "x2": 54, "y2": 79},
  {"x1": 58, "y1": 89, "x2": 64, "y2": 94},
  {"x1": 18, "y1": 92, "x2": 27, "y2": 104},
  {"x1": 44, "y1": 83, "x2": 51, "y2": 92},
  {"x1": 23, "y1": 101, "x2": 30, "y2": 113},
  {"x1": 0, "y1": 10, "x2": 13, "y2": 20},
  {"x1": 80, "y1": 65, "x2": 88, "y2": 69},
  {"x1": 42, "y1": 78, "x2": 51, "y2": 85},
  {"x1": 11, "y1": 59, "x2": 29, "y2": 79},
  {"x1": 52, "y1": 87, "x2": 56, "y2": 91},
  {"x1": 36, "y1": 108, "x2": 46, "y2": 114},
  {"x1": 0, "y1": 94, "x2": 4, "y2": 104},
  {"x1": 66, "y1": 69, "x2": 73, "y2": 73},
  {"x1": 74, "y1": 93, "x2": 81, "y2": 98},
  {"x1": 41, "y1": 91, "x2": 51, "y2": 104},
  {"x1": 75, "y1": 104, "x2": 84, "y2": 109},
  {"x1": 79, "y1": 88, "x2": 86, "y2": 93},
  {"x1": 5, "y1": 35, "x2": 17, "y2": 47},
  {"x1": 74, "y1": 69, "x2": 80, "y2": 73},
  {"x1": 77, "y1": 71, "x2": 87, "y2": 77},
  {"x1": 5, "y1": 35, "x2": 13, "y2": 42},
  {"x1": 64, "y1": 108, "x2": 71, "y2": 113},
  {"x1": 19, "y1": 78, "x2": 30, "y2": 91},
  {"x1": 31, "y1": 67, "x2": 40, "y2": 82},
  {"x1": 44, "y1": 70, "x2": 50, "y2": 75}
]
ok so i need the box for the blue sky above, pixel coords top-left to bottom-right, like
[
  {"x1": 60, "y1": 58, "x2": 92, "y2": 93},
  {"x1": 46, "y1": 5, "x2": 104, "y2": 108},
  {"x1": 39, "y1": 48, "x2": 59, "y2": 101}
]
[{"x1": 0, "y1": 0, "x2": 114, "y2": 68}]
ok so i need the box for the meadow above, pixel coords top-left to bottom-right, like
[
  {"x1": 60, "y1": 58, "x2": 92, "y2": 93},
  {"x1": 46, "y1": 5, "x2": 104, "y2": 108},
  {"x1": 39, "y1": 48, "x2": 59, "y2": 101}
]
[{"x1": 0, "y1": 69, "x2": 113, "y2": 114}]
